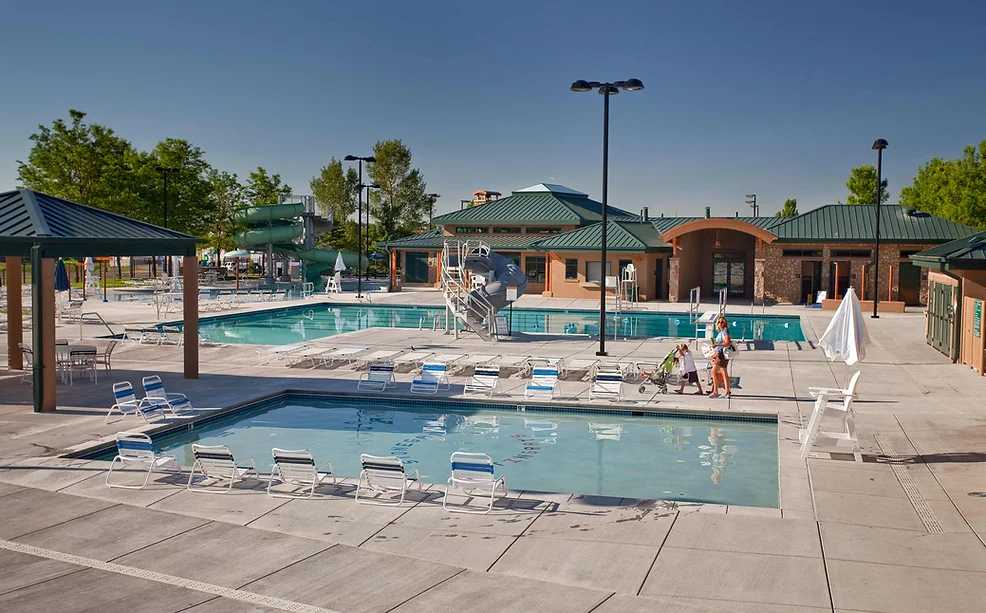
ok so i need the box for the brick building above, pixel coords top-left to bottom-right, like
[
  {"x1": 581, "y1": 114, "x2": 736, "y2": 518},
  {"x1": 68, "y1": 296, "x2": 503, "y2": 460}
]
[{"x1": 383, "y1": 183, "x2": 975, "y2": 306}]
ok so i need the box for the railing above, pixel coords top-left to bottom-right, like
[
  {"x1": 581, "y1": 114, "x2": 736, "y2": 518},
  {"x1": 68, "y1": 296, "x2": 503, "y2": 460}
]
[
  {"x1": 79, "y1": 312, "x2": 116, "y2": 340},
  {"x1": 688, "y1": 287, "x2": 701, "y2": 323},
  {"x1": 718, "y1": 288, "x2": 727, "y2": 316},
  {"x1": 441, "y1": 239, "x2": 496, "y2": 341}
]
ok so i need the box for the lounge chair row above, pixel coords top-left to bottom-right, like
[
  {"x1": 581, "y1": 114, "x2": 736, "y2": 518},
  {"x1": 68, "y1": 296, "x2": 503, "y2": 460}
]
[
  {"x1": 123, "y1": 326, "x2": 212, "y2": 346},
  {"x1": 106, "y1": 437, "x2": 507, "y2": 513},
  {"x1": 106, "y1": 376, "x2": 193, "y2": 423}
]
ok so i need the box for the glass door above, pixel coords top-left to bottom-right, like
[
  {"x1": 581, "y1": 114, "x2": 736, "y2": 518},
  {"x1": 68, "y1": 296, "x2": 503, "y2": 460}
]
[{"x1": 713, "y1": 254, "x2": 745, "y2": 298}]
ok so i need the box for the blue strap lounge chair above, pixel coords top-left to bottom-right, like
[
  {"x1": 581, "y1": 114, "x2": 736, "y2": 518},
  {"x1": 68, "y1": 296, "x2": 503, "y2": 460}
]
[
  {"x1": 524, "y1": 366, "x2": 559, "y2": 400},
  {"x1": 141, "y1": 375, "x2": 192, "y2": 416},
  {"x1": 443, "y1": 452, "x2": 508, "y2": 514},
  {"x1": 105, "y1": 432, "x2": 180, "y2": 489},
  {"x1": 267, "y1": 448, "x2": 335, "y2": 499},
  {"x1": 187, "y1": 444, "x2": 258, "y2": 493},
  {"x1": 105, "y1": 381, "x2": 166, "y2": 424},
  {"x1": 355, "y1": 454, "x2": 421, "y2": 505}
]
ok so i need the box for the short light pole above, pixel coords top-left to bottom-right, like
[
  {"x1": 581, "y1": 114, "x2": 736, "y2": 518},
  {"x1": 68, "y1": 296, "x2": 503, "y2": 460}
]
[
  {"x1": 359, "y1": 182, "x2": 381, "y2": 281},
  {"x1": 745, "y1": 194, "x2": 758, "y2": 216},
  {"x1": 460, "y1": 199, "x2": 470, "y2": 210},
  {"x1": 344, "y1": 154, "x2": 376, "y2": 298},
  {"x1": 426, "y1": 193, "x2": 440, "y2": 229},
  {"x1": 871, "y1": 139, "x2": 888, "y2": 319},
  {"x1": 156, "y1": 166, "x2": 178, "y2": 274},
  {"x1": 570, "y1": 78, "x2": 645, "y2": 356}
]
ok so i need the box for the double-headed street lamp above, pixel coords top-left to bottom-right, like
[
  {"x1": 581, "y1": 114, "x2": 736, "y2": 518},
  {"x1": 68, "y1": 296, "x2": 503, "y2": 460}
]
[
  {"x1": 359, "y1": 182, "x2": 381, "y2": 281},
  {"x1": 745, "y1": 194, "x2": 758, "y2": 217},
  {"x1": 570, "y1": 78, "x2": 644, "y2": 356},
  {"x1": 155, "y1": 166, "x2": 179, "y2": 274},
  {"x1": 344, "y1": 154, "x2": 376, "y2": 298},
  {"x1": 871, "y1": 138, "x2": 888, "y2": 319},
  {"x1": 427, "y1": 193, "x2": 441, "y2": 229}
]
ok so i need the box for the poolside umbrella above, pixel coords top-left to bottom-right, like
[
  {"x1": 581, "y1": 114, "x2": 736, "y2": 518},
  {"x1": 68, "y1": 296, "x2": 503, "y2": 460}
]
[
  {"x1": 224, "y1": 249, "x2": 251, "y2": 292},
  {"x1": 818, "y1": 287, "x2": 869, "y2": 374},
  {"x1": 54, "y1": 258, "x2": 71, "y2": 295},
  {"x1": 367, "y1": 252, "x2": 388, "y2": 261},
  {"x1": 334, "y1": 251, "x2": 347, "y2": 273}
]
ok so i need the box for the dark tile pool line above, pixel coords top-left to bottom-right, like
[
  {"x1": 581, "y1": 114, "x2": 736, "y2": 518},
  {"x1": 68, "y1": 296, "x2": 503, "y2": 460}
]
[{"x1": 72, "y1": 390, "x2": 776, "y2": 459}]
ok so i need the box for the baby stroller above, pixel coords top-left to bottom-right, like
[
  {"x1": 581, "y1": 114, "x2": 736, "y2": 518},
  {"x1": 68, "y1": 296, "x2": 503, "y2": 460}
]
[{"x1": 637, "y1": 348, "x2": 679, "y2": 394}]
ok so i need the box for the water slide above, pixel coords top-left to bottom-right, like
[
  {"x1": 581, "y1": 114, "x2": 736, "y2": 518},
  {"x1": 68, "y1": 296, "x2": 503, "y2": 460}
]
[
  {"x1": 463, "y1": 249, "x2": 528, "y2": 313},
  {"x1": 233, "y1": 203, "x2": 365, "y2": 291},
  {"x1": 441, "y1": 240, "x2": 526, "y2": 340}
]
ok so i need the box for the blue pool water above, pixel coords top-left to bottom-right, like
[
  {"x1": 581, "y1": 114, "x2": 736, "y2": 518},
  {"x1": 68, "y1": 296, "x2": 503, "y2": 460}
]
[
  {"x1": 191, "y1": 304, "x2": 804, "y2": 345},
  {"x1": 103, "y1": 397, "x2": 779, "y2": 507}
]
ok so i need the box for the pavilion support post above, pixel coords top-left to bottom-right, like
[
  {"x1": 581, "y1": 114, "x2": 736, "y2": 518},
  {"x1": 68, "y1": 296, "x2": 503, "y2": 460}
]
[
  {"x1": 388, "y1": 250, "x2": 400, "y2": 292},
  {"x1": 31, "y1": 250, "x2": 57, "y2": 412},
  {"x1": 6, "y1": 257, "x2": 23, "y2": 370},
  {"x1": 182, "y1": 256, "x2": 199, "y2": 379}
]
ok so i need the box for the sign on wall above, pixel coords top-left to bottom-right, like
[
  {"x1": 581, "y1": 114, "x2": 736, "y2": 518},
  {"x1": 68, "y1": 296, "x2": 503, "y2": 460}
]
[{"x1": 975, "y1": 300, "x2": 983, "y2": 338}]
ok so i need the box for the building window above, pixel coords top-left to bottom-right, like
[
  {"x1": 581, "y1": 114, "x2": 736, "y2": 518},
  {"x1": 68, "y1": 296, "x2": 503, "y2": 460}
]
[
  {"x1": 455, "y1": 227, "x2": 487, "y2": 234},
  {"x1": 899, "y1": 250, "x2": 921, "y2": 258},
  {"x1": 831, "y1": 249, "x2": 872, "y2": 258},
  {"x1": 585, "y1": 261, "x2": 612, "y2": 283},
  {"x1": 782, "y1": 249, "x2": 822, "y2": 257},
  {"x1": 565, "y1": 258, "x2": 579, "y2": 280},
  {"x1": 502, "y1": 252, "x2": 522, "y2": 267},
  {"x1": 493, "y1": 227, "x2": 521, "y2": 234},
  {"x1": 525, "y1": 256, "x2": 546, "y2": 283},
  {"x1": 526, "y1": 227, "x2": 561, "y2": 234}
]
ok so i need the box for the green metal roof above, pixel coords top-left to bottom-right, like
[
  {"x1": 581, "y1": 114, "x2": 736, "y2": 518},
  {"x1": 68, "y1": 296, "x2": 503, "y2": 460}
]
[
  {"x1": 380, "y1": 229, "x2": 545, "y2": 251},
  {"x1": 910, "y1": 231, "x2": 986, "y2": 269},
  {"x1": 770, "y1": 205, "x2": 976, "y2": 243},
  {"x1": 432, "y1": 189, "x2": 635, "y2": 226},
  {"x1": 647, "y1": 216, "x2": 784, "y2": 234},
  {"x1": 0, "y1": 189, "x2": 199, "y2": 258},
  {"x1": 531, "y1": 221, "x2": 669, "y2": 253}
]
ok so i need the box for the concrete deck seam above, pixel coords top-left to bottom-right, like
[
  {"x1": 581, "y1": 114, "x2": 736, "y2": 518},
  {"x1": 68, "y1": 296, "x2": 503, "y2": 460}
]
[
  {"x1": 172, "y1": 594, "x2": 223, "y2": 613},
  {"x1": 6, "y1": 501, "x2": 121, "y2": 541},
  {"x1": 0, "y1": 538, "x2": 341, "y2": 613},
  {"x1": 382, "y1": 568, "x2": 468, "y2": 613},
  {"x1": 584, "y1": 591, "x2": 617, "y2": 613},
  {"x1": 233, "y1": 543, "x2": 338, "y2": 592},
  {"x1": 105, "y1": 520, "x2": 216, "y2": 564},
  {"x1": 814, "y1": 520, "x2": 837, "y2": 613},
  {"x1": 634, "y1": 508, "x2": 679, "y2": 596},
  {"x1": 354, "y1": 494, "x2": 431, "y2": 548},
  {"x1": 874, "y1": 434, "x2": 944, "y2": 533},
  {"x1": 0, "y1": 565, "x2": 90, "y2": 598},
  {"x1": 239, "y1": 495, "x2": 293, "y2": 528},
  {"x1": 483, "y1": 502, "x2": 551, "y2": 573}
]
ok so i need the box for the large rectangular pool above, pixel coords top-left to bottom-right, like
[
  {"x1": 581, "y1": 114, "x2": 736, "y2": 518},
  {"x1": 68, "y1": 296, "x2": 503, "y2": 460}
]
[
  {"x1": 189, "y1": 304, "x2": 804, "y2": 345},
  {"x1": 98, "y1": 396, "x2": 779, "y2": 508}
]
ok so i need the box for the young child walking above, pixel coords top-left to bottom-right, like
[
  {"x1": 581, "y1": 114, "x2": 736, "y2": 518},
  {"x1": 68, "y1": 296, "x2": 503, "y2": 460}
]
[{"x1": 674, "y1": 343, "x2": 704, "y2": 395}]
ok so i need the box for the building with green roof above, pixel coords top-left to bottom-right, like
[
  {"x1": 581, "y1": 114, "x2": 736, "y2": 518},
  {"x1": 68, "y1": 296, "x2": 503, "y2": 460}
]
[{"x1": 382, "y1": 183, "x2": 976, "y2": 306}]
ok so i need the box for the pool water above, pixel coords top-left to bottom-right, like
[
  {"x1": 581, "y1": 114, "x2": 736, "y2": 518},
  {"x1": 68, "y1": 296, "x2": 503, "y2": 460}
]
[
  {"x1": 191, "y1": 304, "x2": 805, "y2": 345},
  {"x1": 114, "y1": 397, "x2": 779, "y2": 508}
]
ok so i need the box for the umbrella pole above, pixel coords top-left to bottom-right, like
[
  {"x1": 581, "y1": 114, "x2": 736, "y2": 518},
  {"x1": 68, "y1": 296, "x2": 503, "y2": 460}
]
[{"x1": 235, "y1": 258, "x2": 240, "y2": 293}]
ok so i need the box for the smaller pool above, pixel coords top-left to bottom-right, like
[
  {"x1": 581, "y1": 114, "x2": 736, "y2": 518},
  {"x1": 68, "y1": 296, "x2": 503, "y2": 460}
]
[{"x1": 94, "y1": 396, "x2": 779, "y2": 508}]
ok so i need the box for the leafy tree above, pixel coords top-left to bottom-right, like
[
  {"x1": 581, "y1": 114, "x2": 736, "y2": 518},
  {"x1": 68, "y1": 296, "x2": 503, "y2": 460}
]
[
  {"x1": 16, "y1": 109, "x2": 139, "y2": 215},
  {"x1": 366, "y1": 139, "x2": 430, "y2": 240},
  {"x1": 900, "y1": 141, "x2": 986, "y2": 228},
  {"x1": 846, "y1": 164, "x2": 889, "y2": 204},
  {"x1": 206, "y1": 170, "x2": 246, "y2": 253},
  {"x1": 246, "y1": 167, "x2": 291, "y2": 205},
  {"x1": 131, "y1": 138, "x2": 215, "y2": 235},
  {"x1": 310, "y1": 158, "x2": 358, "y2": 222},
  {"x1": 775, "y1": 198, "x2": 799, "y2": 217}
]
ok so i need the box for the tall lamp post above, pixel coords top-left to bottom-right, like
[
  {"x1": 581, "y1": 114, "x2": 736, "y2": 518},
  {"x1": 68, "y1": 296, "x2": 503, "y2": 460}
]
[
  {"x1": 426, "y1": 193, "x2": 441, "y2": 229},
  {"x1": 570, "y1": 78, "x2": 644, "y2": 356},
  {"x1": 156, "y1": 166, "x2": 179, "y2": 274},
  {"x1": 871, "y1": 139, "x2": 888, "y2": 319},
  {"x1": 344, "y1": 154, "x2": 376, "y2": 298},
  {"x1": 359, "y1": 182, "x2": 381, "y2": 281},
  {"x1": 745, "y1": 194, "x2": 758, "y2": 216}
]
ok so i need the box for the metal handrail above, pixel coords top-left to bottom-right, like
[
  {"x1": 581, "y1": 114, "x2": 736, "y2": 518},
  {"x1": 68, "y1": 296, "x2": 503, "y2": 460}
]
[
  {"x1": 688, "y1": 287, "x2": 701, "y2": 323},
  {"x1": 718, "y1": 288, "x2": 727, "y2": 316},
  {"x1": 79, "y1": 312, "x2": 116, "y2": 340}
]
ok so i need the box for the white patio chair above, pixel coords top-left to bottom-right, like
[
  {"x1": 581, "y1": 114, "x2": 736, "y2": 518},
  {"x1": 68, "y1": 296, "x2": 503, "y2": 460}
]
[
  {"x1": 267, "y1": 448, "x2": 335, "y2": 499},
  {"x1": 105, "y1": 381, "x2": 166, "y2": 423},
  {"x1": 800, "y1": 371, "x2": 862, "y2": 461},
  {"x1": 588, "y1": 364, "x2": 624, "y2": 402},
  {"x1": 355, "y1": 454, "x2": 421, "y2": 505},
  {"x1": 67, "y1": 348, "x2": 99, "y2": 385},
  {"x1": 524, "y1": 365, "x2": 559, "y2": 400},
  {"x1": 187, "y1": 444, "x2": 258, "y2": 493},
  {"x1": 443, "y1": 452, "x2": 508, "y2": 514},
  {"x1": 323, "y1": 346, "x2": 369, "y2": 366},
  {"x1": 410, "y1": 362, "x2": 449, "y2": 394},
  {"x1": 141, "y1": 375, "x2": 193, "y2": 416},
  {"x1": 358, "y1": 360, "x2": 397, "y2": 392},
  {"x1": 464, "y1": 364, "x2": 500, "y2": 397},
  {"x1": 105, "y1": 432, "x2": 180, "y2": 489}
]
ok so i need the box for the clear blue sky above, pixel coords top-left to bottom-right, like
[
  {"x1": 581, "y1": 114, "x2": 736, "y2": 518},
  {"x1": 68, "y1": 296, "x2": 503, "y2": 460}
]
[{"x1": 1, "y1": 0, "x2": 984, "y2": 217}]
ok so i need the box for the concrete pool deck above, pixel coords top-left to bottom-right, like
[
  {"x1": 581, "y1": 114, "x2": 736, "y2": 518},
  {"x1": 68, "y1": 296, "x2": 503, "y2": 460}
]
[{"x1": 1, "y1": 290, "x2": 985, "y2": 612}]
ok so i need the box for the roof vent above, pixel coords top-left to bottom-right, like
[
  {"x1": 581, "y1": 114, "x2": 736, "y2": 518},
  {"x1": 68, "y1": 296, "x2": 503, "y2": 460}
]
[
  {"x1": 902, "y1": 206, "x2": 916, "y2": 217},
  {"x1": 640, "y1": 207, "x2": 649, "y2": 222},
  {"x1": 705, "y1": 206, "x2": 711, "y2": 218}
]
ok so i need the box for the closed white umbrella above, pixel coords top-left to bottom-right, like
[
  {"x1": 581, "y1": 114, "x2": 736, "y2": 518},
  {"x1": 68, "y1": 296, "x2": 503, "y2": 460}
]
[
  {"x1": 334, "y1": 251, "x2": 346, "y2": 273},
  {"x1": 818, "y1": 287, "x2": 870, "y2": 367}
]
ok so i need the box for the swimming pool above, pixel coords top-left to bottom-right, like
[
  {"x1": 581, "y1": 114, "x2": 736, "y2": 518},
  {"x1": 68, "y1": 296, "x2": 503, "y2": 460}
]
[
  {"x1": 190, "y1": 304, "x2": 805, "y2": 344},
  {"x1": 98, "y1": 396, "x2": 779, "y2": 508}
]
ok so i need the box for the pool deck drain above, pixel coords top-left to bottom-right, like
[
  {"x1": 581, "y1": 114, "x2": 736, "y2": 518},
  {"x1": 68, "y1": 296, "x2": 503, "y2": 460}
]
[{"x1": 874, "y1": 434, "x2": 944, "y2": 534}]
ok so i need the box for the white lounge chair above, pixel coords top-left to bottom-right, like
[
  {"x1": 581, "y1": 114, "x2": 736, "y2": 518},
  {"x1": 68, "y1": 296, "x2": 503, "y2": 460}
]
[
  {"x1": 524, "y1": 365, "x2": 559, "y2": 400},
  {"x1": 358, "y1": 360, "x2": 397, "y2": 392},
  {"x1": 800, "y1": 371, "x2": 862, "y2": 461},
  {"x1": 355, "y1": 454, "x2": 421, "y2": 505},
  {"x1": 267, "y1": 448, "x2": 335, "y2": 499},
  {"x1": 141, "y1": 375, "x2": 192, "y2": 416},
  {"x1": 497, "y1": 355, "x2": 530, "y2": 371},
  {"x1": 292, "y1": 344, "x2": 336, "y2": 368},
  {"x1": 105, "y1": 432, "x2": 180, "y2": 489},
  {"x1": 323, "y1": 346, "x2": 368, "y2": 366},
  {"x1": 394, "y1": 351, "x2": 435, "y2": 368},
  {"x1": 357, "y1": 349, "x2": 405, "y2": 366},
  {"x1": 443, "y1": 452, "x2": 508, "y2": 514},
  {"x1": 260, "y1": 342, "x2": 308, "y2": 365},
  {"x1": 430, "y1": 353, "x2": 468, "y2": 373},
  {"x1": 588, "y1": 364, "x2": 624, "y2": 402},
  {"x1": 160, "y1": 326, "x2": 183, "y2": 345},
  {"x1": 460, "y1": 354, "x2": 501, "y2": 368},
  {"x1": 187, "y1": 444, "x2": 258, "y2": 493},
  {"x1": 123, "y1": 326, "x2": 160, "y2": 344},
  {"x1": 105, "y1": 381, "x2": 165, "y2": 424},
  {"x1": 464, "y1": 364, "x2": 500, "y2": 397},
  {"x1": 563, "y1": 358, "x2": 598, "y2": 378},
  {"x1": 410, "y1": 362, "x2": 450, "y2": 394}
]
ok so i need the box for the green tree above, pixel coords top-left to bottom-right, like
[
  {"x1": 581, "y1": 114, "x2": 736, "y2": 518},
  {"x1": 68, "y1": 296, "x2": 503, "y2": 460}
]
[
  {"x1": 206, "y1": 170, "x2": 246, "y2": 253},
  {"x1": 132, "y1": 138, "x2": 215, "y2": 235},
  {"x1": 900, "y1": 141, "x2": 986, "y2": 228},
  {"x1": 310, "y1": 158, "x2": 358, "y2": 222},
  {"x1": 246, "y1": 167, "x2": 291, "y2": 205},
  {"x1": 846, "y1": 164, "x2": 889, "y2": 204},
  {"x1": 775, "y1": 198, "x2": 799, "y2": 217},
  {"x1": 367, "y1": 139, "x2": 430, "y2": 240},
  {"x1": 16, "y1": 109, "x2": 139, "y2": 214}
]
